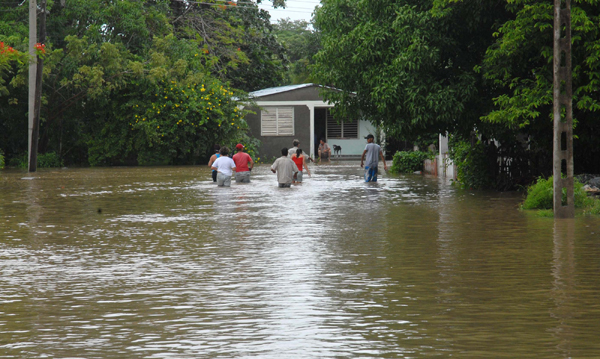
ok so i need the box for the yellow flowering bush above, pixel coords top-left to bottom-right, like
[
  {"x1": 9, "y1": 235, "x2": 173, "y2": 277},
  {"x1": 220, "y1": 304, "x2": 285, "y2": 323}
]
[{"x1": 125, "y1": 78, "x2": 251, "y2": 164}]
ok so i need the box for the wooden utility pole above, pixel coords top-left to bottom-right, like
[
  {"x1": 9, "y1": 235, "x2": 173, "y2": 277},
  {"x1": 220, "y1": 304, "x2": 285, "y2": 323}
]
[
  {"x1": 553, "y1": 0, "x2": 574, "y2": 218},
  {"x1": 28, "y1": 0, "x2": 37, "y2": 171}
]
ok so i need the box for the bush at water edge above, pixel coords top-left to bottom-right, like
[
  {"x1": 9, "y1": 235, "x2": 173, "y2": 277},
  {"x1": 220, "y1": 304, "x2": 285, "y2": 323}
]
[{"x1": 522, "y1": 176, "x2": 593, "y2": 210}]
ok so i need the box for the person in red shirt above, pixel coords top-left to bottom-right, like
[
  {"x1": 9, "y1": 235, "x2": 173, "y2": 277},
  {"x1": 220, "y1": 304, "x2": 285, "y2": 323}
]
[
  {"x1": 232, "y1": 144, "x2": 254, "y2": 183},
  {"x1": 291, "y1": 148, "x2": 311, "y2": 183}
]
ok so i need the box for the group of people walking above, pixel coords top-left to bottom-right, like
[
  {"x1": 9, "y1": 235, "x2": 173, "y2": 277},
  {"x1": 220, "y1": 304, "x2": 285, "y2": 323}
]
[
  {"x1": 208, "y1": 143, "x2": 254, "y2": 187},
  {"x1": 208, "y1": 135, "x2": 386, "y2": 187}
]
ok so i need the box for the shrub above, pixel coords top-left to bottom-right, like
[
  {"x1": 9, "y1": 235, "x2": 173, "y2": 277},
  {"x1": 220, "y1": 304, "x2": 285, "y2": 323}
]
[
  {"x1": 0, "y1": 151, "x2": 4, "y2": 169},
  {"x1": 522, "y1": 176, "x2": 592, "y2": 210},
  {"x1": 6, "y1": 152, "x2": 63, "y2": 168},
  {"x1": 224, "y1": 132, "x2": 262, "y2": 163},
  {"x1": 390, "y1": 151, "x2": 432, "y2": 173},
  {"x1": 584, "y1": 198, "x2": 600, "y2": 215},
  {"x1": 8, "y1": 153, "x2": 27, "y2": 168},
  {"x1": 37, "y1": 152, "x2": 63, "y2": 168}
]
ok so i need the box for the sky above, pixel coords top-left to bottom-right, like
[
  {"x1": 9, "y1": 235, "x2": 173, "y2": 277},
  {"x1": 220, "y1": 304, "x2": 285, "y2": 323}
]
[{"x1": 256, "y1": 0, "x2": 320, "y2": 23}]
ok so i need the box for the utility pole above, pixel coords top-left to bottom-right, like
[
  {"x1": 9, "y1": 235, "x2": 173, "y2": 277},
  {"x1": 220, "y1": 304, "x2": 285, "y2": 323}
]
[
  {"x1": 28, "y1": 0, "x2": 37, "y2": 171},
  {"x1": 28, "y1": 0, "x2": 47, "y2": 172},
  {"x1": 30, "y1": 0, "x2": 46, "y2": 172},
  {"x1": 553, "y1": 0, "x2": 574, "y2": 218}
]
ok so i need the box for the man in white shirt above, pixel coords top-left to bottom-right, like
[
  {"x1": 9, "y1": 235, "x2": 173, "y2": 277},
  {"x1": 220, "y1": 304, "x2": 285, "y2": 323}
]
[
  {"x1": 211, "y1": 147, "x2": 236, "y2": 187},
  {"x1": 271, "y1": 148, "x2": 298, "y2": 188}
]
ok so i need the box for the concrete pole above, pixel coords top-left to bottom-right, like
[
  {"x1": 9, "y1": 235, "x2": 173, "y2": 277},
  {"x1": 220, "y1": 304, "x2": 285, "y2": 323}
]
[
  {"x1": 553, "y1": 0, "x2": 574, "y2": 218},
  {"x1": 28, "y1": 0, "x2": 37, "y2": 171},
  {"x1": 29, "y1": 0, "x2": 46, "y2": 173}
]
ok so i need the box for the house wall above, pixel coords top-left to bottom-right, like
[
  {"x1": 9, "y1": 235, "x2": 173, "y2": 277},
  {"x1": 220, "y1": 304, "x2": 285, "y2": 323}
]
[
  {"x1": 326, "y1": 120, "x2": 377, "y2": 156},
  {"x1": 245, "y1": 105, "x2": 311, "y2": 159}
]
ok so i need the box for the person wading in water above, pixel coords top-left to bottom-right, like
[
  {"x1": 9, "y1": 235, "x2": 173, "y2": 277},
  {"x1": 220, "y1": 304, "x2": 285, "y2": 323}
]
[
  {"x1": 291, "y1": 148, "x2": 311, "y2": 184},
  {"x1": 208, "y1": 144, "x2": 221, "y2": 182}
]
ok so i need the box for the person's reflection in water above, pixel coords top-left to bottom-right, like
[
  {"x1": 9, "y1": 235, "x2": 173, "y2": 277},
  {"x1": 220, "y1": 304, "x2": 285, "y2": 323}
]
[{"x1": 362, "y1": 184, "x2": 382, "y2": 203}]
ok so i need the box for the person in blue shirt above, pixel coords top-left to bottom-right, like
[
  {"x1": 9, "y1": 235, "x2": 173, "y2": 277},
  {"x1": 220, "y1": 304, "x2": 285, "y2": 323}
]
[{"x1": 207, "y1": 144, "x2": 221, "y2": 182}]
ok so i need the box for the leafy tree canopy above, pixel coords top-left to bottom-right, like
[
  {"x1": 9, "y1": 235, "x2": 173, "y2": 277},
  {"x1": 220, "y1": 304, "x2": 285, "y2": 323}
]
[
  {"x1": 273, "y1": 18, "x2": 321, "y2": 84},
  {"x1": 312, "y1": 0, "x2": 508, "y2": 140},
  {"x1": 0, "y1": 0, "x2": 287, "y2": 166}
]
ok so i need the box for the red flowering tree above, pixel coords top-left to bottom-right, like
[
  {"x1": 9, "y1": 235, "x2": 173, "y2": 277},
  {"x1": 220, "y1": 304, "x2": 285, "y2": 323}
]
[{"x1": 0, "y1": 42, "x2": 22, "y2": 96}]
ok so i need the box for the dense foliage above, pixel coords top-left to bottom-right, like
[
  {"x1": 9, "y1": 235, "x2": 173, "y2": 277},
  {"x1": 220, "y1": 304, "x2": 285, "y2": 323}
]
[
  {"x1": 3, "y1": 0, "x2": 600, "y2": 182},
  {"x1": 481, "y1": 0, "x2": 600, "y2": 176},
  {"x1": 272, "y1": 19, "x2": 321, "y2": 84},
  {"x1": 390, "y1": 151, "x2": 433, "y2": 174},
  {"x1": 0, "y1": 0, "x2": 287, "y2": 167},
  {"x1": 8, "y1": 151, "x2": 62, "y2": 168},
  {"x1": 313, "y1": 0, "x2": 600, "y2": 189},
  {"x1": 313, "y1": 0, "x2": 508, "y2": 139}
]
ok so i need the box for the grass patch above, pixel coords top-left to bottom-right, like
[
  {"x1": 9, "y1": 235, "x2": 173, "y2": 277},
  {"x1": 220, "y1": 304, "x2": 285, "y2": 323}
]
[
  {"x1": 536, "y1": 209, "x2": 555, "y2": 218},
  {"x1": 583, "y1": 197, "x2": 600, "y2": 215}
]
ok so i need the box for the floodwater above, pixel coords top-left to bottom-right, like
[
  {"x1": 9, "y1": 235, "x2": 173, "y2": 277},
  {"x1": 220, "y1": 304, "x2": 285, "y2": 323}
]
[{"x1": 1, "y1": 162, "x2": 600, "y2": 358}]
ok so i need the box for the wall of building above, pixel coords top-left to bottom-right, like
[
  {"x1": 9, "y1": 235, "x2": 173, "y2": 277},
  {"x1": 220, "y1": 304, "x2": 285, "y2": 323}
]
[
  {"x1": 326, "y1": 120, "x2": 376, "y2": 156},
  {"x1": 245, "y1": 105, "x2": 311, "y2": 159}
]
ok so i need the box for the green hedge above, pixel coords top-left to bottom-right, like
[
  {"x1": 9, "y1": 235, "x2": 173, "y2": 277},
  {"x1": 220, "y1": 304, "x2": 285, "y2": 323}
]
[
  {"x1": 0, "y1": 151, "x2": 4, "y2": 170},
  {"x1": 449, "y1": 140, "x2": 496, "y2": 189},
  {"x1": 390, "y1": 151, "x2": 433, "y2": 173},
  {"x1": 522, "y1": 176, "x2": 592, "y2": 210},
  {"x1": 7, "y1": 152, "x2": 63, "y2": 168}
]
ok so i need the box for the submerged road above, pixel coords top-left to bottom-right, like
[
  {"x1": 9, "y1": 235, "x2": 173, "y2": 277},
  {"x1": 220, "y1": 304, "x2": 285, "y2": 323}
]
[{"x1": 1, "y1": 163, "x2": 600, "y2": 358}]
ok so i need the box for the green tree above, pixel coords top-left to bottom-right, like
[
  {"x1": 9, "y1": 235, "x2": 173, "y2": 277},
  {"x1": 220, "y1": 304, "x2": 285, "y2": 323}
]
[
  {"x1": 169, "y1": 0, "x2": 287, "y2": 92},
  {"x1": 481, "y1": 0, "x2": 600, "y2": 174},
  {"x1": 273, "y1": 18, "x2": 321, "y2": 84},
  {"x1": 0, "y1": 2, "x2": 29, "y2": 161},
  {"x1": 312, "y1": 0, "x2": 509, "y2": 141},
  {"x1": 227, "y1": 4, "x2": 288, "y2": 91},
  {"x1": 0, "y1": 0, "x2": 274, "y2": 166}
]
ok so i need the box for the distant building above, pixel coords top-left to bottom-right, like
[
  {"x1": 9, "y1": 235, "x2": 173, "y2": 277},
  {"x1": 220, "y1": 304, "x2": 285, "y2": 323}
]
[{"x1": 243, "y1": 84, "x2": 378, "y2": 159}]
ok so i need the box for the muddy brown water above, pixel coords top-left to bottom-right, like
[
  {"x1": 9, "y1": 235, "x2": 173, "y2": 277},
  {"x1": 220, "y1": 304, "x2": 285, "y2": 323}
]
[{"x1": 1, "y1": 163, "x2": 600, "y2": 358}]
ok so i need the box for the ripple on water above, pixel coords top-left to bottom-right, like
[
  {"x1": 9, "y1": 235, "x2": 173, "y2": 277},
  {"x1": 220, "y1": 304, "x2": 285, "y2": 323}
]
[{"x1": 1, "y1": 164, "x2": 600, "y2": 358}]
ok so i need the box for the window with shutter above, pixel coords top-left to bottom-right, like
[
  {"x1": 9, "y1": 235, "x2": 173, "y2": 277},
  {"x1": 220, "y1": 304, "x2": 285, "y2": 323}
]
[
  {"x1": 261, "y1": 107, "x2": 295, "y2": 136},
  {"x1": 326, "y1": 109, "x2": 358, "y2": 139},
  {"x1": 277, "y1": 108, "x2": 294, "y2": 136},
  {"x1": 326, "y1": 111, "x2": 342, "y2": 138}
]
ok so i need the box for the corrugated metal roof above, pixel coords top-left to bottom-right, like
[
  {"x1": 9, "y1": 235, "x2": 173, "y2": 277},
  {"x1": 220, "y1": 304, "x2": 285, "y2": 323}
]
[{"x1": 248, "y1": 83, "x2": 316, "y2": 98}]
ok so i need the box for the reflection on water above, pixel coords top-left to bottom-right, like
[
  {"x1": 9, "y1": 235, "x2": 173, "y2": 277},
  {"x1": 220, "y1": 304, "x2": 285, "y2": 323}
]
[{"x1": 1, "y1": 163, "x2": 600, "y2": 358}]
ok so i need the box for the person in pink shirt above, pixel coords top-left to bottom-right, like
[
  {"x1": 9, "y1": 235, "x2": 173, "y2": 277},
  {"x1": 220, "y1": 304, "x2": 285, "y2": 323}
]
[{"x1": 232, "y1": 144, "x2": 254, "y2": 183}]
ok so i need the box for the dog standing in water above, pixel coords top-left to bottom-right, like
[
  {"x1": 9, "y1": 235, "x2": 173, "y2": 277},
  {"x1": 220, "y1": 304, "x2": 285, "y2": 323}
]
[{"x1": 333, "y1": 145, "x2": 342, "y2": 157}]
